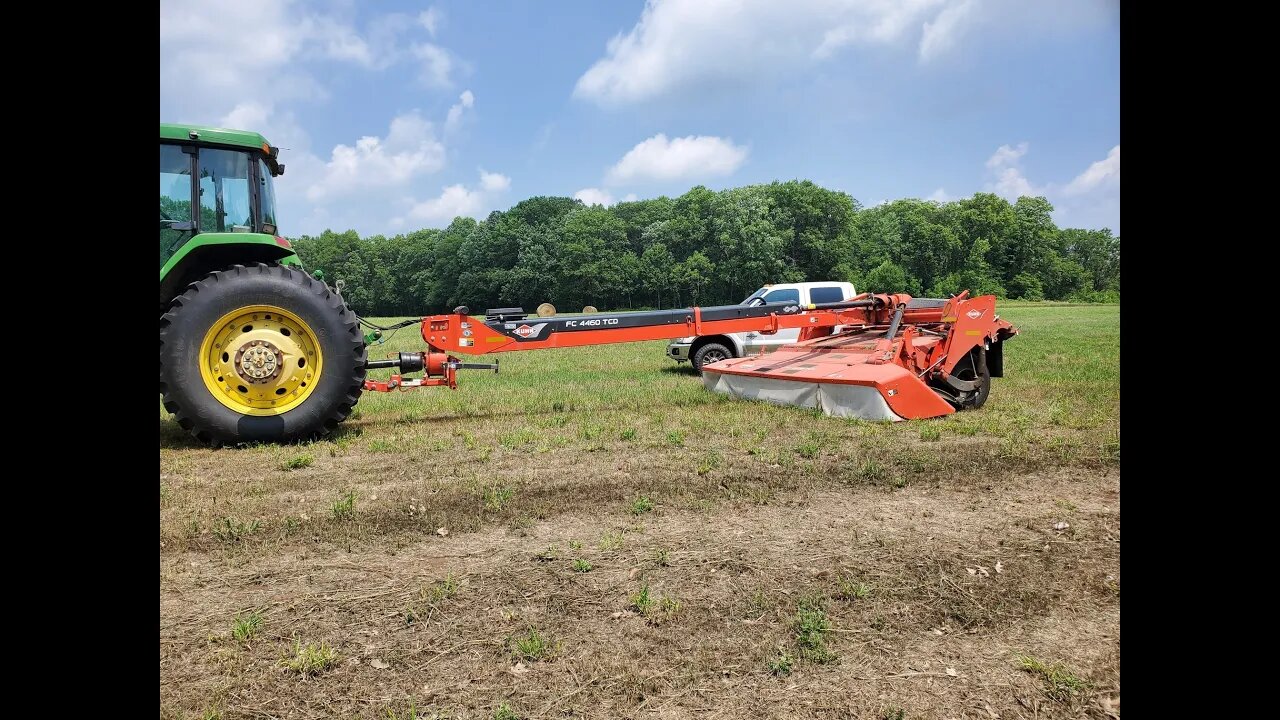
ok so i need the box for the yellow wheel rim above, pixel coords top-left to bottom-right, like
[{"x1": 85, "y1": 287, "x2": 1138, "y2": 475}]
[{"x1": 199, "y1": 305, "x2": 324, "y2": 416}]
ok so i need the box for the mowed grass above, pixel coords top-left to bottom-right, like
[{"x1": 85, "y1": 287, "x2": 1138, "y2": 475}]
[{"x1": 160, "y1": 303, "x2": 1119, "y2": 718}]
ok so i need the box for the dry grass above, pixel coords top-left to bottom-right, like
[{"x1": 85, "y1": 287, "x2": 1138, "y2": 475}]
[{"x1": 160, "y1": 304, "x2": 1120, "y2": 718}]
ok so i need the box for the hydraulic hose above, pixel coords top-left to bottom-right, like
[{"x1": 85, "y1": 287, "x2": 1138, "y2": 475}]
[{"x1": 884, "y1": 303, "x2": 907, "y2": 340}]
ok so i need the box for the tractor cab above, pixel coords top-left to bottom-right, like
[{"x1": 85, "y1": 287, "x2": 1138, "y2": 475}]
[{"x1": 159, "y1": 124, "x2": 285, "y2": 269}]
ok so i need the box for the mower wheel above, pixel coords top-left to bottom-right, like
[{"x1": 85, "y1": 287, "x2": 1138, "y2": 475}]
[
  {"x1": 951, "y1": 347, "x2": 991, "y2": 409},
  {"x1": 159, "y1": 263, "x2": 366, "y2": 446}
]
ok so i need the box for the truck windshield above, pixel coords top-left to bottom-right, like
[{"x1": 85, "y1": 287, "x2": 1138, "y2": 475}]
[{"x1": 741, "y1": 288, "x2": 767, "y2": 304}]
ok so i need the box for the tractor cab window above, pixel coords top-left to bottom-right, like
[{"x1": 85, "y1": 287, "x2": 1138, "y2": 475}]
[
  {"x1": 198, "y1": 148, "x2": 254, "y2": 233},
  {"x1": 160, "y1": 144, "x2": 194, "y2": 266},
  {"x1": 258, "y1": 159, "x2": 278, "y2": 231}
]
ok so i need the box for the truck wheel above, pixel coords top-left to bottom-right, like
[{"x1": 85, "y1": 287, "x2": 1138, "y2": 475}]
[
  {"x1": 692, "y1": 342, "x2": 734, "y2": 375},
  {"x1": 159, "y1": 263, "x2": 366, "y2": 447}
]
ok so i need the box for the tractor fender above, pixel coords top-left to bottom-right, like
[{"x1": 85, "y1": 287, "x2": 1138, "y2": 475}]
[{"x1": 160, "y1": 233, "x2": 302, "y2": 311}]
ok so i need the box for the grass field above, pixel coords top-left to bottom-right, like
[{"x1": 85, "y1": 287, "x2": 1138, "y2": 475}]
[{"x1": 160, "y1": 303, "x2": 1120, "y2": 719}]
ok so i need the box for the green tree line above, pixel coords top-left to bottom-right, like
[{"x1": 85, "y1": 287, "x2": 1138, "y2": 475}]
[{"x1": 292, "y1": 181, "x2": 1119, "y2": 316}]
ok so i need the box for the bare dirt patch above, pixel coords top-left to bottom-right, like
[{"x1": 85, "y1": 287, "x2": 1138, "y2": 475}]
[{"x1": 161, "y1": 468, "x2": 1118, "y2": 719}]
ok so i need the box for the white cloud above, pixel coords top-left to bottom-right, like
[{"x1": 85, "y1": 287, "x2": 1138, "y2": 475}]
[
  {"x1": 410, "y1": 184, "x2": 485, "y2": 222},
  {"x1": 986, "y1": 142, "x2": 1028, "y2": 169},
  {"x1": 413, "y1": 42, "x2": 454, "y2": 87},
  {"x1": 574, "y1": 188, "x2": 616, "y2": 207},
  {"x1": 445, "y1": 90, "x2": 475, "y2": 133},
  {"x1": 312, "y1": 16, "x2": 378, "y2": 67},
  {"x1": 408, "y1": 170, "x2": 511, "y2": 227},
  {"x1": 219, "y1": 102, "x2": 275, "y2": 136},
  {"x1": 976, "y1": 142, "x2": 1120, "y2": 232},
  {"x1": 606, "y1": 134, "x2": 748, "y2": 184},
  {"x1": 419, "y1": 7, "x2": 442, "y2": 36},
  {"x1": 574, "y1": 189, "x2": 641, "y2": 206},
  {"x1": 162, "y1": 1, "x2": 472, "y2": 124},
  {"x1": 927, "y1": 187, "x2": 952, "y2": 202},
  {"x1": 574, "y1": 0, "x2": 1115, "y2": 105},
  {"x1": 1064, "y1": 145, "x2": 1120, "y2": 195},
  {"x1": 226, "y1": 101, "x2": 504, "y2": 236},
  {"x1": 480, "y1": 170, "x2": 511, "y2": 191},
  {"x1": 919, "y1": 0, "x2": 976, "y2": 62},
  {"x1": 983, "y1": 142, "x2": 1042, "y2": 199},
  {"x1": 814, "y1": 0, "x2": 949, "y2": 59},
  {"x1": 575, "y1": 0, "x2": 839, "y2": 104},
  {"x1": 1055, "y1": 145, "x2": 1120, "y2": 232},
  {"x1": 305, "y1": 113, "x2": 446, "y2": 202},
  {"x1": 219, "y1": 102, "x2": 310, "y2": 151},
  {"x1": 161, "y1": 0, "x2": 312, "y2": 119},
  {"x1": 991, "y1": 167, "x2": 1039, "y2": 199}
]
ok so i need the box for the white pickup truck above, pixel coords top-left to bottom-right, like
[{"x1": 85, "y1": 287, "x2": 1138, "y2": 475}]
[{"x1": 667, "y1": 281, "x2": 858, "y2": 373}]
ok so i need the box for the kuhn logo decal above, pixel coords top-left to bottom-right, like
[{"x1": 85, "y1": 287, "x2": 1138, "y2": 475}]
[
  {"x1": 966, "y1": 309, "x2": 983, "y2": 320},
  {"x1": 512, "y1": 323, "x2": 547, "y2": 339}
]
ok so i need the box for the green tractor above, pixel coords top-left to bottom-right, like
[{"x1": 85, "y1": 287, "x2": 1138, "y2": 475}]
[{"x1": 160, "y1": 123, "x2": 366, "y2": 446}]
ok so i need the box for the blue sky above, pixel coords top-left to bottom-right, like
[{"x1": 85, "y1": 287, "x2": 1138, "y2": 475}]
[{"x1": 160, "y1": 0, "x2": 1120, "y2": 237}]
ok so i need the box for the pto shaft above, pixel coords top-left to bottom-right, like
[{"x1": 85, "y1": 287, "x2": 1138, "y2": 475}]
[
  {"x1": 365, "y1": 352, "x2": 426, "y2": 372},
  {"x1": 364, "y1": 352, "x2": 498, "y2": 374}
]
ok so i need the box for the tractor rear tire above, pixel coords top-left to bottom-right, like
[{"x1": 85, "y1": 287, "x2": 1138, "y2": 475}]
[
  {"x1": 691, "y1": 342, "x2": 734, "y2": 375},
  {"x1": 159, "y1": 263, "x2": 366, "y2": 447}
]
